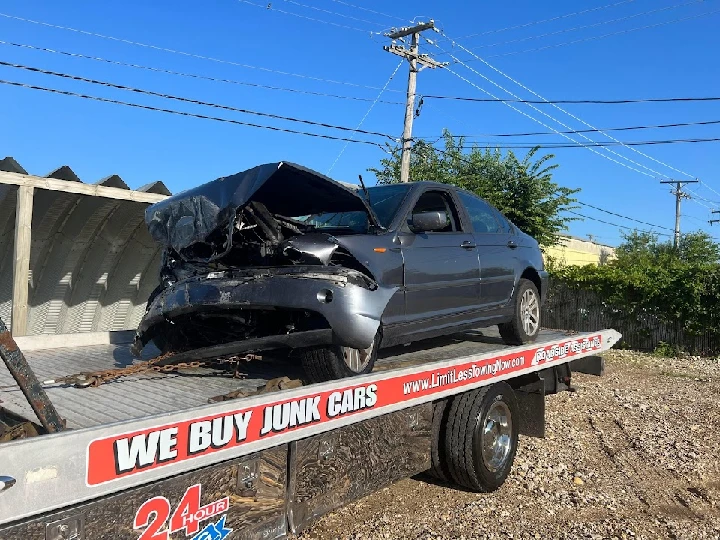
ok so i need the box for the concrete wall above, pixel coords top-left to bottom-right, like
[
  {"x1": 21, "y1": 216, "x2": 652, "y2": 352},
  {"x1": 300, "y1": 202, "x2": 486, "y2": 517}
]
[
  {"x1": 544, "y1": 236, "x2": 616, "y2": 266},
  {"x1": 0, "y1": 157, "x2": 170, "y2": 335}
]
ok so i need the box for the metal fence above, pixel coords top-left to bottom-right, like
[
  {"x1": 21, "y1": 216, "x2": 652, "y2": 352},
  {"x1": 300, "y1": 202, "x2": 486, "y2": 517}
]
[{"x1": 542, "y1": 280, "x2": 720, "y2": 356}]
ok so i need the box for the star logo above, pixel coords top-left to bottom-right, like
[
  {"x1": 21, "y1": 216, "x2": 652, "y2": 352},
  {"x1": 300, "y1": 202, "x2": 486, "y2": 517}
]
[{"x1": 191, "y1": 515, "x2": 232, "y2": 540}]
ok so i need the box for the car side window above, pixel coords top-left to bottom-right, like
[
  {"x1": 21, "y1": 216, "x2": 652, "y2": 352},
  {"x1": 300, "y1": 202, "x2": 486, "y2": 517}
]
[
  {"x1": 492, "y1": 208, "x2": 513, "y2": 233},
  {"x1": 409, "y1": 190, "x2": 462, "y2": 233},
  {"x1": 458, "y1": 192, "x2": 501, "y2": 234}
]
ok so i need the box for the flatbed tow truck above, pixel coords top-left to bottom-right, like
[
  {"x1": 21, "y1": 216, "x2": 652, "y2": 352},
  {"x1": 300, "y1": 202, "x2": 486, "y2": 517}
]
[{"x1": 0, "y1": 315, "x2": 620, "y2": 540}]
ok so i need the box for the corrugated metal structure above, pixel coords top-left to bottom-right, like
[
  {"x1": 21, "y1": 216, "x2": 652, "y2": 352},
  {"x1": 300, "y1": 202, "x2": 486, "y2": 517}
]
[{"x1": 0, "y1": 156, "x2": 170, "y2": 336}]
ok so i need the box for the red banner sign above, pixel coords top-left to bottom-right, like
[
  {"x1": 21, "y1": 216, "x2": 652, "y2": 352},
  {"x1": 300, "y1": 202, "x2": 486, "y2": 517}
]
[{"x1": 86, "y1": 334, "x2": 602, "y2": 486}]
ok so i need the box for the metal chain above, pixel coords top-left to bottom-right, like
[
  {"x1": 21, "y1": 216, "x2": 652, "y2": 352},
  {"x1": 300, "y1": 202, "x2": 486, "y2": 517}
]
[{"x1": 46, "y1": 353, "x2": 258, "y2": 388}]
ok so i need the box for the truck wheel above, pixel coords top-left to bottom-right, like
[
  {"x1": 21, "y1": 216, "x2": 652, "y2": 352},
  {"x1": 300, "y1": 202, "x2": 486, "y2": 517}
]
[
  {"x1": 299, "y1": 331, "x2": 380, "y2": 383},
  {"x1": 499, "y1": 278, "x2": 541, "y2": 346},
  {"x1": 444, "y1": 383, "x2": 519, "y2": 492},
  {"x1": 429, "y1": 399, "x2": 451, "y2": 482}
]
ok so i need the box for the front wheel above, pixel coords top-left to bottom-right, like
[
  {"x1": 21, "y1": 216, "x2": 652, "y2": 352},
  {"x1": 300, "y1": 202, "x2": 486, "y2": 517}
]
[
  {"x1": 298, "y1": 330, "x2": 381, "y2": 383},
  {"x1": 499, "y1": 278, "x2": 541, "y2": 346}
]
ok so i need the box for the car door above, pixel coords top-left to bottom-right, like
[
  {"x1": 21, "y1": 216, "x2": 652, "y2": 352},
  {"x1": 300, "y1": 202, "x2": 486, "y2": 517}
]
[
  {"x1": 398, "y1": 188, "x2": 482, "y2": 323},
  {"x1": 456, "y1": 191, "x2": 516, "y2": 307}
]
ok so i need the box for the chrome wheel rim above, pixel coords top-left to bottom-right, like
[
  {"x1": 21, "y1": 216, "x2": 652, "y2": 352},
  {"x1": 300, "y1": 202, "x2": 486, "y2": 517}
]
[
  {"x1": 342, "y1": 341, "x2": 375, "y2": 373},
  {"x1": 481, "y1": 401, "x2": 513, "y2": 472},
  {"x1": 520, "y1": 288, "x2": 540, "y2": 336}
]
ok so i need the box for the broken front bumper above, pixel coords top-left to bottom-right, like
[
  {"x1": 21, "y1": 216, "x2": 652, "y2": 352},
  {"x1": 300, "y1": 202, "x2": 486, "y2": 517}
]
[{"x1": 134, "y1": 268, "x2": 397, "y2": 353}]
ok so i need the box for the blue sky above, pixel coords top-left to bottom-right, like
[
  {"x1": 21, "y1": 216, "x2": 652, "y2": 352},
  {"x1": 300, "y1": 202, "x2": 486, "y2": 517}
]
[{"x1": 1, "y1": 0, "x2": 719, "y2": 246}]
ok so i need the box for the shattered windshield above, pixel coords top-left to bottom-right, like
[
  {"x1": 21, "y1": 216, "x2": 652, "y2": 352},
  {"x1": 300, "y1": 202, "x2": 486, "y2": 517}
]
[{"x1": 298, "y1": 184, "x2": 411, "y2": 232}]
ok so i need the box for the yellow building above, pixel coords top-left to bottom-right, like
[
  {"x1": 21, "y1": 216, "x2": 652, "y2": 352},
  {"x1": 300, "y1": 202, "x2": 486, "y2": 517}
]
[{"x1": 544, "y1": 235, "x2": 616, "y2": 266}]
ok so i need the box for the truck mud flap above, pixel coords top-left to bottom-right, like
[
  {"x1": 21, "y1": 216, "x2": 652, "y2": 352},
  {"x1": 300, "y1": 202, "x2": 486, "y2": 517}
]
[{"x1": 570, "y1": 355, "x2": 605, "y2": 376}]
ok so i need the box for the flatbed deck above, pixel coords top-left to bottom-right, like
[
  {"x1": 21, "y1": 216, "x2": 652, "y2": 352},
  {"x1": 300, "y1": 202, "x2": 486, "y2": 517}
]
[
  {"x1": 0, "y1": 326, "x2": 616, "y2": 529},
  {"x1": 0, "y1": 328, "x2": 569, "y2": 429}
]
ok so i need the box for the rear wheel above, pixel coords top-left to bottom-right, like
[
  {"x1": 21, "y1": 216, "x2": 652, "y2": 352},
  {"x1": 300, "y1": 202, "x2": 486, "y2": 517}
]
[
  {"x1": 299, "y1": 331, "x2": 380, "y2": 383},
  {"x1": 443, "y1": 383, "x2": 519, "y2": 492},
  {"x1": 499, "y1": 278, "x2": 541, "y2": 346}
]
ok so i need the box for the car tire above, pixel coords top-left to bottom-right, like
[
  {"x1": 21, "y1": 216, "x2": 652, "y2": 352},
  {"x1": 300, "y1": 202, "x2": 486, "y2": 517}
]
[
  {"x1": 444, "y1": 383, "x2": 519, "y2": 492},
  {"x1": 299, "y1": 330, "x2": 381, "y2": 383},
  {"x1": 499, "y1": 278, "x2": 541, "y2": 346}
]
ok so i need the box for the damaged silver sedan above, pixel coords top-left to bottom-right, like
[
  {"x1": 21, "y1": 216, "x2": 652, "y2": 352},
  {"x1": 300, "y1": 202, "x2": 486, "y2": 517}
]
[{"x1": 133, "y1": 162, "x2": 548, "y2": 382}]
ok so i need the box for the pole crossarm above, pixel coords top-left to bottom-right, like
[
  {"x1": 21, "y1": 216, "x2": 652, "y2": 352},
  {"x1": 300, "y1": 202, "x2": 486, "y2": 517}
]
[
  {"x1": 386, "y1": 21, "x2": 436, "y2": 39},
  {"x1": 383, "y1": 45, "x2": 448, "y2": 69}
]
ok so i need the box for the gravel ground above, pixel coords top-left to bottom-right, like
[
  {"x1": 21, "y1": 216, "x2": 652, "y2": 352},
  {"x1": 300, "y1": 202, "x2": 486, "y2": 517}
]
[{"x1": 298, "y1": 350, "x2": 720, "y2": 540}]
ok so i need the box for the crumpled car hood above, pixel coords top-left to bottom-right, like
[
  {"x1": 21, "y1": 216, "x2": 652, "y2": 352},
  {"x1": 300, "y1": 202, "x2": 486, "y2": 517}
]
[{"x1": 146, "y1": 162, "x2": 378, "y2": 253}]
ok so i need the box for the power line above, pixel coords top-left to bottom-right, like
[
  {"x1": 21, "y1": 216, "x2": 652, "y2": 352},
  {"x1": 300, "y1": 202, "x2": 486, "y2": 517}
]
[
  {"x1": 0, "y1": 12, "x2": 405, "y2": 93},
  {"x1": 577, "y1": 202, "x2": 673, "y2": 230},
  {"x1": 456, "y1": 0, "x2": 637, "y2": 39},
  {"x1": 461, "y1": 0, "x2": 705, "y2": 51},
  {"x1": 420, "y1": 94, "x2": 720, "y2": 104},
  {"x1": 436, "y1": 46, "x2": 659, "y2": 178},
  {"x1": 0, "y1": 39, "x2": 405, "y2": 105},
  {"x1": 0, "y1": 60, "x2": 397, "y2": 140},
  {"x1": 0, "y1": 78, "x2": 386, "y2": 147},
  {"x1": 478, "y1": 8, "x2": 720, "y2": 59},
  {"x1": 415, "y1": 118, "x2": 720, "y2": 139},
  {"x1": 236, "y1": 0, "x2": 375, "y2": 33},
  {"x1": 327, "y1": 60, "x2": 404, "y2": 174},
  {"x1": 432, "y1": 43, "x2": 719, "y2": 215},
  {"x1": 440, "y1": 65, "x2": 647, "y2": 176},
  {"x1": 452, "y1": 138, "x2": 720, "y2": 148},
  {"x1": 435, "y1": 30, "x2": 720, "y2": 209},
  {"x1": 436, "y1": 34, "x2": 720, "y2": 211},
  {"x1": 283, "y1": 0, "x2": 387, "y2": 27},
  {"x1": 439, "y1": 35, "x2": 670, "y2": 176},
  {"x1": 462, "y1": 35, "x2": 720, "y2": 205},
  {"x1": 567, "y1": 210, "x2": 672, "y2": 237},
  {"x1": 328, "y1": 0, "x2": 407, "y2": 23},
  {"x1": 689, "y1": 193, "x2": 720, "y2": 205}
]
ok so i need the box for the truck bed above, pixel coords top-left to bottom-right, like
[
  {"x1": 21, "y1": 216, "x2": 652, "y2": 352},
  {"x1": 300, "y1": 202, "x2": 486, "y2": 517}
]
[{"x1": 0, "y1": 328, "x2": 569, "y2": 429}]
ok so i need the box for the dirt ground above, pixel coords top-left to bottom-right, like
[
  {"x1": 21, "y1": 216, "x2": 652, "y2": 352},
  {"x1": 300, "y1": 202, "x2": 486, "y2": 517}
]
[{"x1": 298, "y1": 350, "x2": 720, "y2": 540}]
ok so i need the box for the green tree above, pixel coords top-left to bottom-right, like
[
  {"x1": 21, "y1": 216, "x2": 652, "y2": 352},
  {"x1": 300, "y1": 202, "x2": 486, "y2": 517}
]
[
  {"x1": 615, "y1": 230, "x2": 720, "y2": 266},
  {"x1": 369, "y1": 130, "x2": 579, "y2": 247},
  {"x1": 549, "y1": 228, "x2": 720, "y2": 351},
  {"x1": 678, "y1": 231, "x2": 720, "y2": 264}
]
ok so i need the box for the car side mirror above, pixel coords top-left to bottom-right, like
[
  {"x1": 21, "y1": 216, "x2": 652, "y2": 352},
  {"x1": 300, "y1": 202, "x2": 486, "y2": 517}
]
[{"x1": 411, "y1": 210, "x2": 448, "y2": 232}]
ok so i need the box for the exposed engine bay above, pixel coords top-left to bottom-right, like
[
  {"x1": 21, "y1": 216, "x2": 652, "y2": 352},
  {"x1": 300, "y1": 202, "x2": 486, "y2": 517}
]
[{"x1": 155, "y1": 200, "x2": 375, "y2": 288}]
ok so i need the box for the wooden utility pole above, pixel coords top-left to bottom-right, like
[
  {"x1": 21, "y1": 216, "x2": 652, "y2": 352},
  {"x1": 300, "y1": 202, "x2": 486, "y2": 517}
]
[
  {"x1": 384, "y1": 21, "x2": 446, "y2": 183},
  {"x1": 660, "y1": 179, "x2": 699, "y2": 248},
  {"x1": 710, "y1": 209, "x2": 720, "y2": 226}
]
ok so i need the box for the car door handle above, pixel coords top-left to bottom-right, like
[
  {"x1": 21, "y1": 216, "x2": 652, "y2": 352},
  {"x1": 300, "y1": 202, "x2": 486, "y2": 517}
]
[
  {"x1": 461, "y1": 241, "x2": 476, "y2": 249},
  {"x1": 0, "y1": 476, "x2": 16, "y2": 492},
  {"x1": 507, "y1": 240, "x2": 518, "y2": 249}
]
